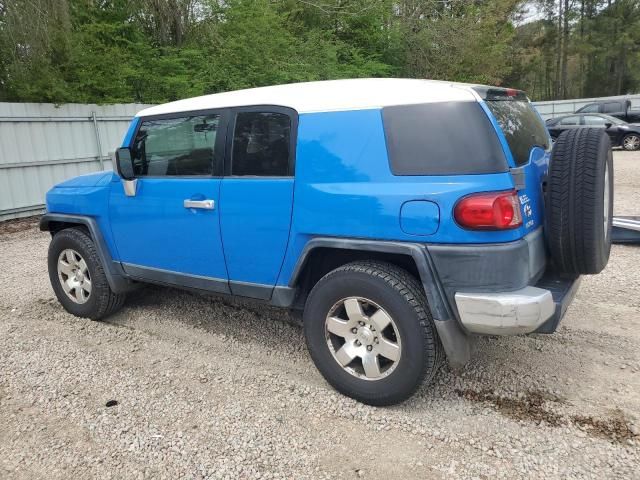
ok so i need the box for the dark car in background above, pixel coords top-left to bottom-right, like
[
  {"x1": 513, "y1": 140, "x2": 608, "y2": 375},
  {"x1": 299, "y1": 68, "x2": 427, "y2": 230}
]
[
  {"x1": 575, "y1": 98, "x2": 640, "y2": 124},
  {"x1": 546, "y1": 113, "x2": 640, "y2": 151}
]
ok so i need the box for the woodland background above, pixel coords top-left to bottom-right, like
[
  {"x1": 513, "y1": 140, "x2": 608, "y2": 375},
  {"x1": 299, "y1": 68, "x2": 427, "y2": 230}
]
[{"x1": 1, "y1": 0, "x2": 638, "y2": 104}]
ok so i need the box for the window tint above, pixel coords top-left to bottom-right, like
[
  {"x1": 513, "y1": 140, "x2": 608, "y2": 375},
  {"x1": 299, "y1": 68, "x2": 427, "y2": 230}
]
[
  {"x1": 580, "y1": 104, "x2": 599, "y2": 113},
  {"x1": 382, "y1": 102, "x2": 507, "y2": 176},
  {"x1": 583, "y1": 115, "x2": 607, "y2": 126},
  {"x1": 132, "y1": 115, "x2": 220, "y2": 176},
  {"x1": 559, "y1": 116, "x2": 580, "y2": 125},
  {"x1": 603, "y1": 102, "x2": 622, "y2": 113},
  {"x1": 485, "y1": 100, "x2": 550, "y2": 166},
  {"x1": 232, "y1": 112, "x2": 291, "y2": 176}
]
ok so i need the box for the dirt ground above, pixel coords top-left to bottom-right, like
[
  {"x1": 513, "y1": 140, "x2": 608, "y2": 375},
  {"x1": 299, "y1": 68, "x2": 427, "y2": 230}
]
[{"x1": 1, "y1": 151, "x2": 639, "y2": 479}]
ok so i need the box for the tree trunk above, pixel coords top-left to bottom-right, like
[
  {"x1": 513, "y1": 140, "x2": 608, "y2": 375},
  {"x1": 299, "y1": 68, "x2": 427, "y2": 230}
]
[
  {"x1": 579, "y1": 0, "x2": 585, "y2": 97},
  {"x1": 561, "y1": 0, "x2": 570, "y2": 99},
  {"x1": 554, "y1": 0, "x2": 563, "y2": 99}
]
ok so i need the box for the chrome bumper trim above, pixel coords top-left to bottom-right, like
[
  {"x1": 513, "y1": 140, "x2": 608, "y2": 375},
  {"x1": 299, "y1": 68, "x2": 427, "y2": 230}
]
[{"x1": 455, "y1": 286, "x2": 555, "y2": 335}]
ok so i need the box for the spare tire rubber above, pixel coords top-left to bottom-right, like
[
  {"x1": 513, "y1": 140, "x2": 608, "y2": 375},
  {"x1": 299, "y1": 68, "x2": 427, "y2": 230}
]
[{"x1": 546, "y1": 128, "x2": 613, "y2": 274}]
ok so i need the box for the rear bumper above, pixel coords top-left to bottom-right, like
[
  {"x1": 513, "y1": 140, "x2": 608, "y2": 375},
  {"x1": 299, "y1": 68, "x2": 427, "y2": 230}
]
[
  {"x1": 426, "y1": 227, "x2": 581, "y2": 336},
  {"x1": 454, "y1": 273, "x2": 580, "y2": 335}
]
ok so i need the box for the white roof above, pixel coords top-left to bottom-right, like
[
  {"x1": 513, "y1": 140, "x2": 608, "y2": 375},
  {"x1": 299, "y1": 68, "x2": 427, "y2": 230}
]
[{"x1": 136, "y1": 78, "x2": 480, "y2": 117}]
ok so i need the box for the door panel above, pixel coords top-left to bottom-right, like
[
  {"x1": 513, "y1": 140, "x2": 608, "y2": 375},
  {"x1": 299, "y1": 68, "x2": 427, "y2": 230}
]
[
  {"x1": 219, "y1": 108, "x2": 297, "y2": 294},
  {"x1": 109, "y1": 110, "x2": 229, "y2": 291},
  {"x1": 110, "y1": 178, "x2": 228, "y2": 288},
  {"x1": 220, "y1": 179, "x2": 294, "y2": 287}
]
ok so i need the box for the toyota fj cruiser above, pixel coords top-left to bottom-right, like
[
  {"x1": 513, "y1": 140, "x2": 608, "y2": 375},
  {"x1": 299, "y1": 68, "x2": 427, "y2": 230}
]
[{"x1": 41, "y1": 79, "x2": 613, "y2": 405}]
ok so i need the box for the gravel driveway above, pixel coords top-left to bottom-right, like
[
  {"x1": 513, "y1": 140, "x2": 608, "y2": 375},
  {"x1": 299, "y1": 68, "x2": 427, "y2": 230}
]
[{"x1": 1, "y1": 151, "x2": 639, "y2": 479}]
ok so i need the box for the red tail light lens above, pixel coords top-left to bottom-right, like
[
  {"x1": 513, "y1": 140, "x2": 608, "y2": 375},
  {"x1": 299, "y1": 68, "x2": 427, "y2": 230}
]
[{"x1": 454, "y1": 190, "x2": 522, "y2": 230}]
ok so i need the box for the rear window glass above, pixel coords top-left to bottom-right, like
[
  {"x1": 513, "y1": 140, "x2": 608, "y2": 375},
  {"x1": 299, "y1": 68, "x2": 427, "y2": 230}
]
[
  {"x1": 486, "y1": 100, "x2": 549, "y2": 166},
  {"x1": 382, "y1": 102, "x2": 507, "y2": 176}
]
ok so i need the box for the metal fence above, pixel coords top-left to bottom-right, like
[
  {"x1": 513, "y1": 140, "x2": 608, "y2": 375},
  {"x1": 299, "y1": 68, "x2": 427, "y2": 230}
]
[
  {"x1": 0, "y1": 102, "x2": 151, "y2": 221},
  {"x1": 532, "y1": 94, "x2": 640, "y2": 120},
  {"x1": 1, "y1": 93, "x2": 639, "y2": 221}
]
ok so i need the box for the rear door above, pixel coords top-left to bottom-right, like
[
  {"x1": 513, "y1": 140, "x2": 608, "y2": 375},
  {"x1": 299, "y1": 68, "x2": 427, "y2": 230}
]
[
  {"x1": 219, "y1": 107, "x2": 296, "y2": 299},
  {"x1": 109, "y1": 111, "x2": 230, "y2": 292}
]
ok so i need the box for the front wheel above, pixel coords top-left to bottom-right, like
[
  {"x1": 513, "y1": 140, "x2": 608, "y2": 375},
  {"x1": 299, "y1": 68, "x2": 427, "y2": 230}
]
[
  {"x1": 48, "y1": 228, "x2": 126, "y2": 320},
  {"x1": 303, "y1": 261, "x2": 443, "y2": 406},
  {"x1": 622, "y1": 133, "x2": 640, "y2": 151}
]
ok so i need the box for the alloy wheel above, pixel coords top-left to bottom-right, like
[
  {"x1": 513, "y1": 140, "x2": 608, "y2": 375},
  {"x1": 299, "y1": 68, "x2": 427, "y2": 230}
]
[
  {"x1": 57, "y1": 249, "x2": 92, "y2": 304},
  {"x1": 623, "y1": 134, "x2": 640, "y2": 151},
  {"x1": 325, "y1": 297, "x2": 401, "y2": 381}
]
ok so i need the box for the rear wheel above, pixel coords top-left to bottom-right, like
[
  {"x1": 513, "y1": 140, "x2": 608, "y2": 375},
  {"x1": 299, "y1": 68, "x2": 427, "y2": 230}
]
[
  {"x1": 303, "y1": 261, "x2": 443, "y2": 406},
  {"x1": 48, "y1": 228, "x2": 126, "y2": 320},
  {"x1": 622, "y1": 133, "x2": 640, "y2": 151}
]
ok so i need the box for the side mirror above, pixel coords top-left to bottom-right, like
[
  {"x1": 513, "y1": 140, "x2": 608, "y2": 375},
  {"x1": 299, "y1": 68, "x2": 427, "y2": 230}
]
[
  {"x1": 115, "y1": 147, "x2": 135, "y2": 180},
  {"x1": 604, "y1": 122, "x2": 613, "y2": 129}
]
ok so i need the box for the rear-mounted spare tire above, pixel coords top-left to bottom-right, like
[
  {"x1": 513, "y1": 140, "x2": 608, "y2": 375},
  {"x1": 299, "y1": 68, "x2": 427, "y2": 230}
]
[{"x1": 546, "y1": 128, "x2": 613, "y2": 274}]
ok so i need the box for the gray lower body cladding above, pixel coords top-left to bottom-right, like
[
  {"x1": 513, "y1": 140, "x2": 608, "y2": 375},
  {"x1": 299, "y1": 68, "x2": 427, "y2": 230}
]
[
  {"x1": 40, "y1": 215, "x2": 577, "y2": 368},
  {"x1": 427, "y1": 228, "x2": 547, "y2": 303}
]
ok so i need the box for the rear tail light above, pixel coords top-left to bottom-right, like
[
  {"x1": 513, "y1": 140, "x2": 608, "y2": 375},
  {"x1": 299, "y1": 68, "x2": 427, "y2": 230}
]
[{"x1": 454, "y1": 190, "x2": 522, "y2": 230}]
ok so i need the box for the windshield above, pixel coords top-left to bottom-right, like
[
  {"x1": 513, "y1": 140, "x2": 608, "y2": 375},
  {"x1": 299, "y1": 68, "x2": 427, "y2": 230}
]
[{"x1": 485, "y1": 100, "x2": 550, "y2": 166}]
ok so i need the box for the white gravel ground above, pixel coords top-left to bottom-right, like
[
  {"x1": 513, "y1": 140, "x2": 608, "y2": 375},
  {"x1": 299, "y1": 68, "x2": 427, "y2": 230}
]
[{"x1": 1, "y1": 151, "x2": 639, "y2": 479}]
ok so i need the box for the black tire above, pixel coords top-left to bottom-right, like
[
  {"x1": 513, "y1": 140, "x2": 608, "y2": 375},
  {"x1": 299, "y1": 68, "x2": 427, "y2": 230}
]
[
  {"x1": 303, "y1": 261, "x2": 443, "y2": 406},
  {"x1": 546, "y1": 128, "x2": 613, "y2": 274},
  {"x1": 48, "y1": 228, "x2": 126, "y2": 320},
  {"x1": 622, "y1": 133, "x2": 640, "y2": 151}
]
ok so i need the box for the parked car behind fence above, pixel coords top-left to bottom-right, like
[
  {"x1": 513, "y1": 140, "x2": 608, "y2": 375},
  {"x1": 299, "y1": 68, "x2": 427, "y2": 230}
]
[
  {"x1": 575, "y1": 98, "x2": 640, "y2": 124},
  {"x1": 546, "y1": 113, "x2": 640, "y2": 151}
]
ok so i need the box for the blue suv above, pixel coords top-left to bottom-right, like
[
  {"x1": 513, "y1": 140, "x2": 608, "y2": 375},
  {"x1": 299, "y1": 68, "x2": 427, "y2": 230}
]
[{"x1": 41, "y1": 79, "x2": 613, "y2": 405}]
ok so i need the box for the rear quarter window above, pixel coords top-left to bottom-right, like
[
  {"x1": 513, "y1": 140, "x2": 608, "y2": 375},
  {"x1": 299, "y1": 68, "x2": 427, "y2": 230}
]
[
  {"x1": 382, "y1": 102, "x2": 507, "y2": 176},
  {"x1": 603, "y1": 102, "x2": 623, "y2": 113}
]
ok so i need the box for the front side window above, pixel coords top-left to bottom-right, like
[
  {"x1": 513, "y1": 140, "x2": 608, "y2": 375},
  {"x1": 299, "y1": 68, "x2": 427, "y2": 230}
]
[
  {"x1": 231, "y1": 112, "x2": 291, "y2": 176},
  {"x1": 132, "y1": 114, "x2": 220, "y2": 176}
]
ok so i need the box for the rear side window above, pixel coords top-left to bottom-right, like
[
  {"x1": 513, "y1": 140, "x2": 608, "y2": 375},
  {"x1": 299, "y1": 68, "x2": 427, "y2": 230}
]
[
  {"x1": 583, "y1": 115, "x2": 607, "y2": 126},
  {"x1": 485, "y1": 100, "x2": 549, "y2": 166},
  {"x1": 132, "y1": 114, "x2": 220, "y2": 176},
  {"x1": 231, "y1": 112, "x2": 291, "y2": 176},
  {"x1": 382, "y1": 102, "x2": 507, "y2": 176},
  {"x1": 560, "y1": 116, "x2": 580, "y2": 125}
]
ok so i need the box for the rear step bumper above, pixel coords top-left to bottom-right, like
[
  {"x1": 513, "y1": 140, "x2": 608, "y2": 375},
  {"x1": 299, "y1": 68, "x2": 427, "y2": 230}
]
[
  {"x1": 533, "y1": 273, "x2": 581, "y2": 333},
  {"x1": 612, "y1": 216, "x2": 640, "y2": 244},
  {"x1": 454, "y1": 273, "x2": 580, "y2": 335}
]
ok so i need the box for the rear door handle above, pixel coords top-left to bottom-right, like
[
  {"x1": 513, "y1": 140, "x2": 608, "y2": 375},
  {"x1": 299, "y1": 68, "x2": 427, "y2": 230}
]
[{"x1": 184, "y1": 199, "x2": 215, "y2": 210}]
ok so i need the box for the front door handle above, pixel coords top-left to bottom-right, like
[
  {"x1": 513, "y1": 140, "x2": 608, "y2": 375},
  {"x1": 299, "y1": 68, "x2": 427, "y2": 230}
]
[{"x1": 184, "y1": 199, "x2": 215, "y2": 210}]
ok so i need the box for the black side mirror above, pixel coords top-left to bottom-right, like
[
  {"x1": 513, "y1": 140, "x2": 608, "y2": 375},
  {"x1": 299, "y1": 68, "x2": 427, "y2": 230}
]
[
  {"x1": 115, "y1": 147, "x2": 135, "y2": 180},
  {"x1": 604, "y1": 122, "x2": 612, "y2": 129}
]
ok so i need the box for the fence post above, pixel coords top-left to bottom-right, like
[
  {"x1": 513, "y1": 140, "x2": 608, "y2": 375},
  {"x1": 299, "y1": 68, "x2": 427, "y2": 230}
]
[{"x1": 91, "y1": 111, "x2": 105, "y2": 170}]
